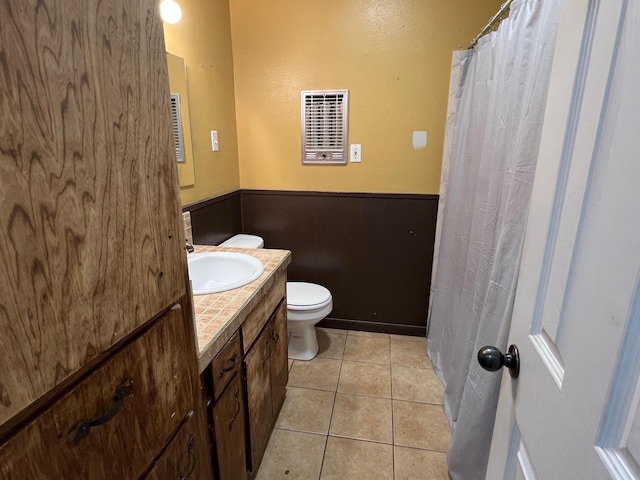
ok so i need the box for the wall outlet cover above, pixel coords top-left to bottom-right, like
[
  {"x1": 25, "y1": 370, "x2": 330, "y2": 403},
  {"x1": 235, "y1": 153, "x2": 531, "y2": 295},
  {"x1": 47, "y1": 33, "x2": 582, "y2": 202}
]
[{"x1": 350, "y1": 144, "x2": 362, "y2": 163}]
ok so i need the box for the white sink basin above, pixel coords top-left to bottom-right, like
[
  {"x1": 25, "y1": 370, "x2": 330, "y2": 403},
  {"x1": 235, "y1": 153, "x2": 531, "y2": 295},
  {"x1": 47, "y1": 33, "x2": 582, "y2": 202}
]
[{"x1": 188, "y1": 252, "x2": 265, "y2": 295}]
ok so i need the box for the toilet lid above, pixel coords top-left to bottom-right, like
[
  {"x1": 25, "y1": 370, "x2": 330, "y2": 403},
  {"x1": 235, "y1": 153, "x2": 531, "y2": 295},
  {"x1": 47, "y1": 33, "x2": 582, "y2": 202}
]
[{"x1": 287, "y1": 282, "x2": 332, "y2": 310}]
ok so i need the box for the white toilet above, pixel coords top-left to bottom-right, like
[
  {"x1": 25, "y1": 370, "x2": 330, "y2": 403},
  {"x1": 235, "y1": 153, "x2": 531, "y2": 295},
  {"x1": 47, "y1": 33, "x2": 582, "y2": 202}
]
[{"x1": 219, "y1": 234, "x2": 333, "y2": 360}]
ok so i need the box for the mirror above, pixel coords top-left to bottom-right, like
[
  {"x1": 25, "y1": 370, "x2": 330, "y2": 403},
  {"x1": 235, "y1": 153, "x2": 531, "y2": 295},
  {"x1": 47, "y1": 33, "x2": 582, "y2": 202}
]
[{"x1": 166, "y1": 53, "x2": 195, "y2": 188}]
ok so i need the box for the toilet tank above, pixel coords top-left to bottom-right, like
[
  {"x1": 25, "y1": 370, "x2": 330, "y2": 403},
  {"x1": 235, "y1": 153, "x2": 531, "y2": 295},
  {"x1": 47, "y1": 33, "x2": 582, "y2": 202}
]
[{"x1": 219, "y1": 234, "x2": 264, "y2": 249}]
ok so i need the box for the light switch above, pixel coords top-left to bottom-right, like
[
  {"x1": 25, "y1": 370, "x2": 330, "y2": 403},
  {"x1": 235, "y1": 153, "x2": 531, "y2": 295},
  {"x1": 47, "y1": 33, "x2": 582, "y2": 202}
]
[
  {"x1": 211, "y1": 131, "x2": 219, "y2": 152},
  {"x1": 350, "y1": 144, "x2": 362, "y2": 163}
]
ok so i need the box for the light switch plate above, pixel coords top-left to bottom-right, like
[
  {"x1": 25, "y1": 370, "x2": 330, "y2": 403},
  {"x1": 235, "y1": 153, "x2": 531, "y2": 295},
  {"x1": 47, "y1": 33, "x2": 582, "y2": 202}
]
[
  {"x1": 350, "y1": 144, "x2": 362, "y2": 163},
  {"x1": 211, "y1": 131, "x2": 219, "y2": 152}
]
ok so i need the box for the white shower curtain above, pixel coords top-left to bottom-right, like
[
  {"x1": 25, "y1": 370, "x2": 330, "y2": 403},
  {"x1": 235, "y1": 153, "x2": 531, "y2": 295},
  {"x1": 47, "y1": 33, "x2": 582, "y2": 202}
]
[{"x1": 427, "y1": 1, "x2": 561, "y2": 478}]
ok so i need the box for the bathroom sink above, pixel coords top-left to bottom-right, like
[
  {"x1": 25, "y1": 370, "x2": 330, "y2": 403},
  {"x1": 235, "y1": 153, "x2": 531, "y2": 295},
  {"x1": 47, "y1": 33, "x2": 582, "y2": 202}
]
[{"x1": 187, "y1": 252, "x2": 265, "y2": 295}]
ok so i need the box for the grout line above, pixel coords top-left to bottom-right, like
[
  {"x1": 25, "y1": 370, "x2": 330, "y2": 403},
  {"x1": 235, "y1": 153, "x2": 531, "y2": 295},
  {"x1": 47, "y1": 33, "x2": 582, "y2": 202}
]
[
  {"x1": 318, "y1": 357, "x2": 343, "y2": 480},
  {"x1": 326, "y1": 433, "x2": 393, "y2": 447},
  {"x1": 392, "y1": 443, "x2": 450, "y2": 455},
  {"x1": 390, "y1": 336, "x2": 395, "y2": 479}
]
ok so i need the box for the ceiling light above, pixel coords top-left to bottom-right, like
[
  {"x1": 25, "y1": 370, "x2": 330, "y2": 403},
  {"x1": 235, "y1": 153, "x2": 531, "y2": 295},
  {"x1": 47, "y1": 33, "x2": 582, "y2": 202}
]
[{"x1": 160, "y1": 0, "x2": 182, "y2": 24}]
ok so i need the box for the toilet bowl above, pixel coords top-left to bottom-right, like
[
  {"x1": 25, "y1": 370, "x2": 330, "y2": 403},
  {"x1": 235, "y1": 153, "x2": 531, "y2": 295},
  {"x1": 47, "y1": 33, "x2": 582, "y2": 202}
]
[
  {"x1": 219, "y1": 234, "x2": 333, "y2": 360},
  {"x1": 286, "y1": 282, "x2": 333, "y2": 361}
]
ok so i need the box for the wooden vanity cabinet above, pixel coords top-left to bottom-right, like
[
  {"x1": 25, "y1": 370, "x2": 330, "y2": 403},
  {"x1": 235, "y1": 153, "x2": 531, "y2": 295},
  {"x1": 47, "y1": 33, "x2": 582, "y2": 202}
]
[{"x1": 204, "y1": 271, "x2": 289, "y2": 480}]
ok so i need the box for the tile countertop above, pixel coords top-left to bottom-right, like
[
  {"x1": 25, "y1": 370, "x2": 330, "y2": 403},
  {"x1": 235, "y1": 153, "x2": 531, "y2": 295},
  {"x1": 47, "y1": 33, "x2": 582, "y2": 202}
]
[{"x1": 190, "y1": 245, "x2": 291, "y2": 373}]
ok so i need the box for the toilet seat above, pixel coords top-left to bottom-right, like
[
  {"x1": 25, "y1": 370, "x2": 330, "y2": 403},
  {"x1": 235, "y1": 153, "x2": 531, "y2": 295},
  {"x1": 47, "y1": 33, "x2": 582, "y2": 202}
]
[{"x1": 287, "y1": 282, "x2": 332, "y2": 311}]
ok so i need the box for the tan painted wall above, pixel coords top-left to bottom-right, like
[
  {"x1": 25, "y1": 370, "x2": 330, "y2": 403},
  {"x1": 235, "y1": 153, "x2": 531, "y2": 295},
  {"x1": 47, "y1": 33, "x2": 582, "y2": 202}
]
[
  {"x1": 229, "y1": 0, "x2": 502, "y2": 194},
  {"x1": 164, "y1": 0, "x2": 240, "y2": 205}
]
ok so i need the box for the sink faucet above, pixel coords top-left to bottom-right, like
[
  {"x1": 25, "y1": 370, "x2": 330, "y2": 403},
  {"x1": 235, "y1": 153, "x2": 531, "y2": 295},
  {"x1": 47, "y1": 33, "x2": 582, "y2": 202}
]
[{"x1": 185, "y1": 239, "x2": 194, "y2": 253}]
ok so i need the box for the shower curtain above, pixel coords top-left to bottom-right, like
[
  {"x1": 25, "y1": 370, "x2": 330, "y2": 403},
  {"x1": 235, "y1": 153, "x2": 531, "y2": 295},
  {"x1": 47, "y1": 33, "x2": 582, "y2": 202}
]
[{"x1": 427, "y1": 0, "x2": 561, "y2": 478}]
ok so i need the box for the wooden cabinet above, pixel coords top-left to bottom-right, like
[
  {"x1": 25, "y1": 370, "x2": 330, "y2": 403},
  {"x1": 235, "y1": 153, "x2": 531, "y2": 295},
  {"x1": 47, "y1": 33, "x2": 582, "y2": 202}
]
[
  {"x1": 244, "y1": 299, "x2": 289, "y2": 476},
  {"x1": 269, "y1": 301, "x2": 289, "y2": 419},
  {"x1": 204, "y1": 271, "x2": 289, "y2": 479},
  {"x1": 245, "y1": 322, "x2": 274, "y2": 472},
  {"x1": 0, "y1": 0, "x2": 186, "y2": 431},
  {"x1": 0, "y1": 306, "x2": 207, "y2": 479},
  {"x1": 212, "y1": 374, "x2": 248, "y2": 480},
  {"x1": 145, "y1": 409, "x2": 215, "y2": 480},
  {"x1": 0, "y1": 1, "x2": 209, "y2": 479}
]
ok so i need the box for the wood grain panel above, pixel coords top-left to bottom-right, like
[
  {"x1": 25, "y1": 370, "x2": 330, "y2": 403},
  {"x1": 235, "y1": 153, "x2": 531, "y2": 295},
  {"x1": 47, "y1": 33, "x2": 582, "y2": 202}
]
[
  {"x1": 244, "y1": 326, "x2": 273, "y2": 474},
  {"x1": 241, "y1": 272, "x2": 286, "y2": 352},
  {"x1": 0, "y1": 306, "x2": 192, "y2": 479},
  {"x1": 212, "y1": 374, "x2": 248, "y2": 480},
  {"x1": 270, "y1": 301, "x2": 288, "y2": 421},
  {"x1": 0, "y1": 0, "x2": 186, "y2": 427},
  {"x1": 145, "y1": 409, "x2": 215, "y2": 480}
]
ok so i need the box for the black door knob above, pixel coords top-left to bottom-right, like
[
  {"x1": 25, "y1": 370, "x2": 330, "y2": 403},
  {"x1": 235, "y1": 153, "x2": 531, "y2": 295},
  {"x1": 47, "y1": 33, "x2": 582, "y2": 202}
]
[{"x1": 477, "y1": 345, "x2": 519, "y2": 379}]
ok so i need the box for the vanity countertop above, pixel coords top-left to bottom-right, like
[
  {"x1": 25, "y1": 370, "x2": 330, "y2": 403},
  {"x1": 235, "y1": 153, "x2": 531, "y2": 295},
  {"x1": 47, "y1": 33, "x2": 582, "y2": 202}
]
[{"x1": 191, "y1": 245, "x2": 291, "y2": 373}]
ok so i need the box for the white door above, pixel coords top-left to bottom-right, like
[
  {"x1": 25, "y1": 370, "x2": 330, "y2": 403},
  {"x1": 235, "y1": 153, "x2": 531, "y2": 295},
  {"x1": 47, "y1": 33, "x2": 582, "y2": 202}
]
[{"x1": 486, "y1": 0, "x2": 640, "y2": 478}]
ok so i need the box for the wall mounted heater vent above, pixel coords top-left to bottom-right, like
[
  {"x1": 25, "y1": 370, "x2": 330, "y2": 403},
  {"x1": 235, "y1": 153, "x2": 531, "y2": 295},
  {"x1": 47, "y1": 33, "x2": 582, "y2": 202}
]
[
  {"x1": 301, "y1": 89, "x2": 349, "y2": 165},
  {"x1": 170, "y1": 93, "x2": 186, "y2": 163}
]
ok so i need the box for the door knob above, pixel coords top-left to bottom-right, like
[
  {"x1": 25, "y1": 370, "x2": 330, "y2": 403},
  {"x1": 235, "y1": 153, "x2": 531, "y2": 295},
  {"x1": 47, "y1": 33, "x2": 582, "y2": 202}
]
[{"x1": 477, "y1": 345, "x2": 520, "y2": 379}]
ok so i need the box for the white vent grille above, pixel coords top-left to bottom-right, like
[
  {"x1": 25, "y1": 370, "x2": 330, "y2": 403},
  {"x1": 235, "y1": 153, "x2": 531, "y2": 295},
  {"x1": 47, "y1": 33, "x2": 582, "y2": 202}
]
[
  {"x1": 170, "y1": 93, "x2": 185, "y2": 163},
  {"x1": 301, "y1": 90, "x2": 349, "y2": 164}
]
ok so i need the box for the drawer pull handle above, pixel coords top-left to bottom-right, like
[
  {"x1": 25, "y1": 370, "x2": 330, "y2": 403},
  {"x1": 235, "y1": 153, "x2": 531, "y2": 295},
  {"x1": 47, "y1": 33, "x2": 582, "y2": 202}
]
[
  {"x1": 217, "y1": 352, "x2": 238, "y2": 378},
  {"x1": 73, "y1": 380, "x2": 133, "y2": 443},
  {"x1": 228, "y1": 387, "x2": 241, "y2": 431},
  {"x1": 179, "y1": 435, "x2": 196, "y2": 480}
]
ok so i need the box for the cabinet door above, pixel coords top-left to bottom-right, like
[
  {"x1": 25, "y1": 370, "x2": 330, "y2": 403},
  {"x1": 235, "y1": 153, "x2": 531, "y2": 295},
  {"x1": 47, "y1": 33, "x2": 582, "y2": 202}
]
[
  {"x1": 244, "y1": 325, "x2": 273, "y2": 473},
  {"x1": 0, "y1": 306, "x2": 192, "y2": 479},
  {"x1": 212, "y1": 374, "x2": 247, "y2": 480},
  {"x1": 145, "y1": 409, "x2": 215, "y2": 480},
  {"x1": 270, "y1": 301, "x2": 288, "y2": 421},
  {"x1": 0, "y1": 0, "x2": 185, "y2": 430}
]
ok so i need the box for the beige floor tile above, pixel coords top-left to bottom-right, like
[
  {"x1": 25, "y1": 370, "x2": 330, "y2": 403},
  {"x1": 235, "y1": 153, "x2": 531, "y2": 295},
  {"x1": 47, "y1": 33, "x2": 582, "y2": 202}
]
[
  {"x1": 394, "y1": 446, "x2": 449, "y2": 480},
  {"x1": 317, "y1": 327, "x2": 347, "y2": 336},
  {"x1": 256, "y1": 428, "x2": 326, "y2": 480},
  {"x1": 288, "y1": 358, "x2": 294, "y2": 371},
  {"x1": 320, "y1": 437, "x2": 393, "y2": 480},
  {"x1": 329, "y1": 393, "x2": 393, "y2": 443},
  {"x1": 275, "y1": 387, "x2": 335, "y2": 434},
  {"x1": 391, "y1": 337, "x2": 433, "y2": 369},
  {"x1": 317, "y1": 330, "x2": 347, "y2": 359},
  {"x1": 288, "y1": 357, "x2": 342, "y2": 391},
  {"x1": 343, "y1": 335, "x2": 390, "y2": 364},
  {"x1": 338, "y1": 361, "x2": 391, "y2": 398},
  {"x1": 393, "y1": 401, "x2": 450, "y2": 451},
  {"x1": 347, "y1": 330, "x2": 390, "y2": 339},
  {"x1": 392, "y1": 365, "x2": 444, "y2": 404}
]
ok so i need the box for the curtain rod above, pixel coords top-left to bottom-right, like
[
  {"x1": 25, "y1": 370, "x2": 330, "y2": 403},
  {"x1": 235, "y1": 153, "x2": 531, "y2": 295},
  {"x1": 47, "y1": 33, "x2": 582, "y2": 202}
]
[{"x1": 467, "y1": 0, "x2": 514, "y2": 49}]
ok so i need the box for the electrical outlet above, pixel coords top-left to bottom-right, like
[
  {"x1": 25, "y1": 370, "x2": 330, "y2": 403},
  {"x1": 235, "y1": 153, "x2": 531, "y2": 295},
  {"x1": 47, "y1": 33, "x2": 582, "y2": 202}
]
[{"x1": 350, "y1": 144, "x2": 362, "y2": 163}]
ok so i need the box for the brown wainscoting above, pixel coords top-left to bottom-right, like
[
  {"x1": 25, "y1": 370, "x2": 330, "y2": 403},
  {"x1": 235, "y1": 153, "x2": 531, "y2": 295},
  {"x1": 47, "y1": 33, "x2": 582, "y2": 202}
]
[
  {"x1": 182, "y1": 190, "x2": 242, "y2": 246},
  {"x1": 241, "y1": 190, "x2": 438, "y2": 336}
]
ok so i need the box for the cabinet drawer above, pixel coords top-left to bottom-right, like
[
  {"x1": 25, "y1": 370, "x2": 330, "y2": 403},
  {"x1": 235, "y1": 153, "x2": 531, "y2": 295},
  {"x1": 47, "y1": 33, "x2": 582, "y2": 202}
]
[
  {"x1": 145, "y1": 410, "x2": 215, "y2": 480},
  {"x1": 210, "y1": 330, "x2": 241, "y2": 401},
  {"x1": 0, "y1": 305, "x2": 193, "y2": 479},
  {"x1": 241, "y1": 271, "x2": 286, "y2": 353}
]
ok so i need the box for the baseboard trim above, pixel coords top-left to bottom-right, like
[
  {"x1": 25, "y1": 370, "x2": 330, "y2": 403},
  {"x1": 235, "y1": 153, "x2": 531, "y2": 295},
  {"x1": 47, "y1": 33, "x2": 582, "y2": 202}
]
[{"x1": 318, "y1": 317, "x2": 427, "y2": 337}]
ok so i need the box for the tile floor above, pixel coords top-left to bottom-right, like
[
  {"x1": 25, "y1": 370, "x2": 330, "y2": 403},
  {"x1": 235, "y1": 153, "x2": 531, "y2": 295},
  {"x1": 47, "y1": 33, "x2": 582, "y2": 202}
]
[{"x1": 255, "y1": 328, "x2": 451, "y2": 480}]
